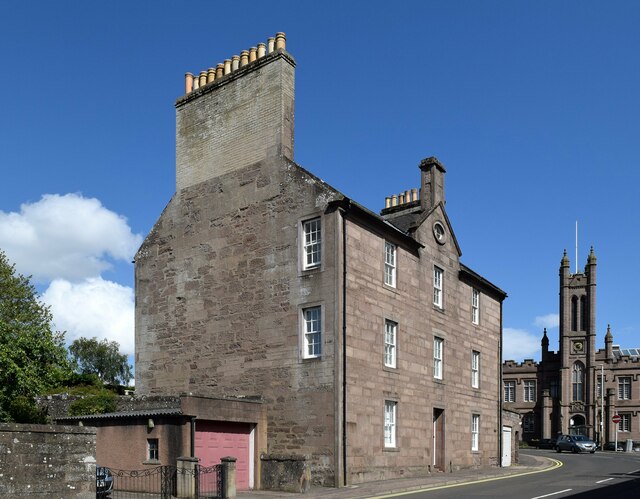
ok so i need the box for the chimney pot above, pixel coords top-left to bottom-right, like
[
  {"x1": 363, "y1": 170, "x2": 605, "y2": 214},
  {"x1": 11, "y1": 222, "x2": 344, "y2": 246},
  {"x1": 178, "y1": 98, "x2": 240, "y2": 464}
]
[
  {"x1": 275, "y1": 32, "x2": 286, "y2": 50},
  {"x1": 207, "y1": 68, "x2": 215, "y2": 83},
  {"x1": 249, "y1": 47, "x2": 257, "y2": 62},
  {"x1": 185, "y1": 72, "x2": 194, "y2": 94},
  {"x1": 391, "y1": 195, "x2": 398, "y2": 207},
  {"x1": 193, "y1": 77, "x2": 200, "y2": 90},
  {"x1": 257, "y1": 43, "x2": 266, "y2": 59},
  {"x1": 231, "y1": 55, "x2": 240, "y2": 71},
  {"x1": 405, "y1": 190, "x2": 411, "y2": 203},
  {"x1": 240, "y1": 50, "x2": 249, "y2": 67},
  {"x1": 267, "y1": 37, "x2": 275, "y2": 53},
  {"x1": 199, "y1": 71, "x2": 207, "y2": 87},
  {"x1": 224, "y1": 59, "x2": 232, "y2": 75},
  {"x1": 399, "y1": 193, "x2": 405, "y2": 204},
  {"x1": 411, "y1": 188, "x2": 418, "y2": 201},
  {"x1": 385, "y1": 197, "x2": 391, "y2": 209},
  {"x1": 216, "y1": 63, "x2": 224, "y2": 79}
]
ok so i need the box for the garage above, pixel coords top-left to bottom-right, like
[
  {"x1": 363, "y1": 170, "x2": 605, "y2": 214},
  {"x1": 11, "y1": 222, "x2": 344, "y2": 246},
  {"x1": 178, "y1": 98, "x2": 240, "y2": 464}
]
[{"x1": 195, "y1": 420, "x2": 253, "y2": 490}]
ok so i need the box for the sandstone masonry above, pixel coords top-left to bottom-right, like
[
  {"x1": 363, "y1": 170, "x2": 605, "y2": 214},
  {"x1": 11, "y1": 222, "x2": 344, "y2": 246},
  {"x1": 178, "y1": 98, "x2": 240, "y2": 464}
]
[{"x1": 134, "y1": 34, "x2": 507, "y2": 488}]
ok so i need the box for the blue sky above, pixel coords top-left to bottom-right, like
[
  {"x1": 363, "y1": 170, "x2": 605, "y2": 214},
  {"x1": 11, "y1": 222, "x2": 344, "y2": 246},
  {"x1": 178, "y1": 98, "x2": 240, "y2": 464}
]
[{"x1": 1, "y1": 1, "x2": 638, "y2": 365}]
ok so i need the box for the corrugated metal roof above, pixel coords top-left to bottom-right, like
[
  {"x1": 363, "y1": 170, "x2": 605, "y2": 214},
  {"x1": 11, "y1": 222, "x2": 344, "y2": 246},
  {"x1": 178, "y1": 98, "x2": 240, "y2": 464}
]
[{"x1": 57, "y1": 407, "x2": 183, "y2": 421}]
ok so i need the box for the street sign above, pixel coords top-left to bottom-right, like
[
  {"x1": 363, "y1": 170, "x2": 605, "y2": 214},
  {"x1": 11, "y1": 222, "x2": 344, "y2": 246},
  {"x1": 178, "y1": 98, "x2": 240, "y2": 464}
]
[{"x1": 612, "y1": 414, "x2": 622, "y2": 424}]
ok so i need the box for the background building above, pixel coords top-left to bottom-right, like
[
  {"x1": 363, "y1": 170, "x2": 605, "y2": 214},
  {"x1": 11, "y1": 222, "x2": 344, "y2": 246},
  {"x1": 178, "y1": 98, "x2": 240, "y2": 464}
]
[
  {"x1": 134, "y1": 34, "x2": 507, "y2": 488},
  {"x1": 503, "y1": 249, "x2": 640, "y2": 446}
]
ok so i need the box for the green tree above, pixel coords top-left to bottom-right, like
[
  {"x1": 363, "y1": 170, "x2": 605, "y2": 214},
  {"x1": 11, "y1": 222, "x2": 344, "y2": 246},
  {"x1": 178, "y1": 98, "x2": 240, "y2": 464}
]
[
  {"x1": 69, "y1": 337, "x2": 132, "y2": 386},
  {"x1": 0, "y1": 250, "x2": 70, "y2": 422}
]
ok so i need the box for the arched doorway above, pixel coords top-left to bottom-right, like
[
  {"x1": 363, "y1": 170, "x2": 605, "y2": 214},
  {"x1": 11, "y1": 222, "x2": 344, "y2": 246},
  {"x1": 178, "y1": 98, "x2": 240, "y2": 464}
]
[{"x1": 569, "y1": 414, "x2": 587, "y2": 436}]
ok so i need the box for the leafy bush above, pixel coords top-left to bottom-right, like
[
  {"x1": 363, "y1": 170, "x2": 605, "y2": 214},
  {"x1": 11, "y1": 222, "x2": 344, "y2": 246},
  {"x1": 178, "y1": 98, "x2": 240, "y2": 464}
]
[
  {"x1": 8, "y1": 396, "x2": 48, "y2": 424},
  {"x1": 68, "y1": 390, "x2": 116, "y2": 416},
  {"x1": 46, "y1": 372, "x2": 103, "y2": 396}
]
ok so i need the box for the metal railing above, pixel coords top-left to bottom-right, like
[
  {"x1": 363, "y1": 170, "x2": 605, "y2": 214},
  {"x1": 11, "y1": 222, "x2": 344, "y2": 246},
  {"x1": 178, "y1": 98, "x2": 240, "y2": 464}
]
[{"x1": 98, "y1": 464, "x2": 222, "y2": 499}]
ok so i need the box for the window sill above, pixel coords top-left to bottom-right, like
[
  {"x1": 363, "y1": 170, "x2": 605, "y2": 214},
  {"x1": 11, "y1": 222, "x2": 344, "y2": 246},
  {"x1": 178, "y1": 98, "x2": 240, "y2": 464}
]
[
  {"x1": 143, "y1": 460, "x2": 161, "y2": 465},
  {"x1": 300, "y1": 265, "x2": 323, "y2": 276},
  {"x1": 301, "y1": 355, "x2": 322, "y2": 362},
  {"x1": 383, "y1": 446, "x2": 400, "y2": 453},
  {"x1": 382, "y1": 365, "x2": 398, "y2": 374},
  {"x1": 433, "y1": 306, "x2": 445, "y2": 314}
]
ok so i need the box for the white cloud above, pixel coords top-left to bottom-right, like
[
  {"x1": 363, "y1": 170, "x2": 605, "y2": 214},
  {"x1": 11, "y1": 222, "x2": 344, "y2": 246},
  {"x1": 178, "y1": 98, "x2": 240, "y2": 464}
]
[
  {"x1": 42, "y1": 277, "x2": 135, "y2": 355},
  {"x1": 0, "y1": 193, "x2": 140, "y2": 357},
  {"x1": 0, "y1": 193, "x2": 142, "y2": 283},
  {"x1": 503, "y1": 328, "x2": 540, "y2": 362},
  {"x1": 534, "y1": 313, "x2": 559, "y2": 329}
]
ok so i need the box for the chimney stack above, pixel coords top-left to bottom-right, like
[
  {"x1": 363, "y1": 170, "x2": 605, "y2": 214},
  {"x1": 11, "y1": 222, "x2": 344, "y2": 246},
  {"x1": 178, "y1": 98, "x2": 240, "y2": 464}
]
[
  {"x1": 419, "y1": 157, "x2": 446, "y2": 212},
  {"x1": 175, "y1": 33, "x2": 295, "y2": 192}
]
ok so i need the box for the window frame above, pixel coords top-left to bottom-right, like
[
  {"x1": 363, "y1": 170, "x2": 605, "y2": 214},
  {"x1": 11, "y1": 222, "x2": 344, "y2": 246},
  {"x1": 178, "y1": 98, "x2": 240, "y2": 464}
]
[
  {"x1": 433, "y1": 266, "x2": 443, "y2": 309},
  {"x1": 384, "y1": 319, "x2": 397, "y2": 369},
  {"x1": 471, "y1": 288, "x2": 480, "y2": 325},
  {"x1": 471, "y1": 350, "x2": 480, "y2": 389},
  {"x1": 572, "y1": 362, "x2": 584, "y2": 401},
  {"x1": 301, "y1": 217, "x2": 322, "y2": 270},
  {"x1": 433, "y1": 337, "x2": 444, "y2": 380},
  {"x1": 147, "y1": 438, "x2": 159, "y2": 462},
  {"x1": 618, "y1": 376, "x2": 631, "y2": 400},
  {"x1": 384, "y1": 241, "x2": 397, "y2": 288},
  {"x1": 301, "y1": 305, "x2": 322, "y2": 359},
  {"x1": 504, "y1": 380, "x2": 515, "y2": 402},
  {"x1": 384, "y1": 400, "x2": 397, "y2": 448},
  {"x1": 618, "y1": 413, "x2": 631, "y2": 432},
  {"x1": 523, "y1": 380, "x2": 536, "y2": 402},
  {"x1": 471, "y1": 414, "x2": 480, "y2": 451},
  {"x1": 523, "y1": 413, "x2": 535, "y2": 433},
  {"x1": 549, "y1": 380, "x2": 559, "y2": 399}
]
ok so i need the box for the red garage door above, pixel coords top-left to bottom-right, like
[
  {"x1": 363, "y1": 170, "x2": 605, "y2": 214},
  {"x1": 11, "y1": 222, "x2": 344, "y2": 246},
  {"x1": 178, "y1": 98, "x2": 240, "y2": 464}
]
[{"x1": 194, "y1": 421, "x2": 252, "y2": 490}]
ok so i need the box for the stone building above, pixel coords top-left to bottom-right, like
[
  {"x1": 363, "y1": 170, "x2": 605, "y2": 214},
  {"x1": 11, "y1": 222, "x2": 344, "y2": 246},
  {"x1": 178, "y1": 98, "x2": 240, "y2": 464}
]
[
  {"x1": 503, "y1": 249, "x2": 640, "y2": 446},
  {"x1": 134, "y1": 33, "x2": 507, "y2": 488}
]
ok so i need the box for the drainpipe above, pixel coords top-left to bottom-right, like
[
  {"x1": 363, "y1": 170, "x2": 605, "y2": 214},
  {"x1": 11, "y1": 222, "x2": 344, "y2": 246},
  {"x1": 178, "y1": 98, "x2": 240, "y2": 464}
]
[
  {"x1": 341, "y1": 203, "x2": 349, "y2": 486},
  {"x1": 191, "y1": 417, "x2": 196, "y2": 458},
  {"x1": 499, "y1": 302, "x2": 504, "y2": 466}
]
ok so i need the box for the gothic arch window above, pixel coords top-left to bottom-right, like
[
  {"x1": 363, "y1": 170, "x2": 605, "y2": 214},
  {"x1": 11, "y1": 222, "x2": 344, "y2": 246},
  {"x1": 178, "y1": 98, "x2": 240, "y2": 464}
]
[
  {"x1": 571, "y1": 296, "x2": 578, "y2": 331},
  {"x1": 572, "y1": 362, "x2": 585, "y2": 401},
  {"x1": 580, "y1": 295, "x2": 587, "y2": 331}
]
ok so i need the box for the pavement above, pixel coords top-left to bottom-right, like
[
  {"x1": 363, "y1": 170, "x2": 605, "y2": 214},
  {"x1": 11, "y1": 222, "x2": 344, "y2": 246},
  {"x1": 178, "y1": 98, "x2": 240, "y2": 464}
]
[{"x1": 236, "y1": 453, "x2": 552, "y2": 499}]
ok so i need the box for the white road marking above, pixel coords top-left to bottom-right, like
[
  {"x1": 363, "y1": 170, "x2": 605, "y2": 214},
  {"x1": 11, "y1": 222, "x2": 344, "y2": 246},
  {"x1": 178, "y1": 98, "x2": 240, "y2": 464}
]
[
  {"x1": 625, "y1": 468, "x2": 640, "y2": 475},
  {"x1": 531, "y1": 489, "x2": 572, "y2": 499},
  {"x1": 596, "y1": 478, "x2": 614, "y2": 484}
]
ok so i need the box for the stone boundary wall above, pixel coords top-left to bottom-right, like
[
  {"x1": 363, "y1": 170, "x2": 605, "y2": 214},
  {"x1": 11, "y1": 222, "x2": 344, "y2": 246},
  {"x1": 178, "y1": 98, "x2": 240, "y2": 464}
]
[
  {"x1": 260, "y1": 454, "x2": 311, "y2": 493},
  {"x1": 0, "y1": 423, "x2": 97, "y2": 498}
]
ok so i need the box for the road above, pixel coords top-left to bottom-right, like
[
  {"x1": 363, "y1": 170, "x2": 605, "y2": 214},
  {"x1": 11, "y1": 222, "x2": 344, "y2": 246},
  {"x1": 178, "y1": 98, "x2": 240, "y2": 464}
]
[{"x1": 374, "y1": 450, "x2": 640, "y2": 498}]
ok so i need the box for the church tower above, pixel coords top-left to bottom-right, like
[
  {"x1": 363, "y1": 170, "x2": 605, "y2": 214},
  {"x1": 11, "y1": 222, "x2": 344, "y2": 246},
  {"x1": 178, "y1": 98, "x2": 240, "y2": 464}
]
[{"x1": 558, "y1": 247, "x2": 597, "y2": 436}]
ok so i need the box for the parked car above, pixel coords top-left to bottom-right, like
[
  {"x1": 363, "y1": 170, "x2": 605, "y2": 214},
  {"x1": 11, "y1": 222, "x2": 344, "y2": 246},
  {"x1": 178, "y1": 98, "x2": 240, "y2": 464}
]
[
  {"x1": 537, "y1": 438, "x2": 557, "y2": 449},
  {"x1": 96, "y1": 466, "x2": 113, "y2": 497},
  {"x1": 602, "y1": 441, "x2": 624, "y2": 451},
  {"x1": 556, "y1": 434, "x2": 596, "y2": 453}
]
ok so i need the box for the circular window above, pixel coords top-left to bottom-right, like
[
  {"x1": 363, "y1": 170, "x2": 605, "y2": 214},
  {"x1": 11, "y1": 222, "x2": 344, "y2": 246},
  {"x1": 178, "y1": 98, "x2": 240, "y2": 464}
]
[{"x1": 433, "y1": 221, "x2": 446, "y2": 245}]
